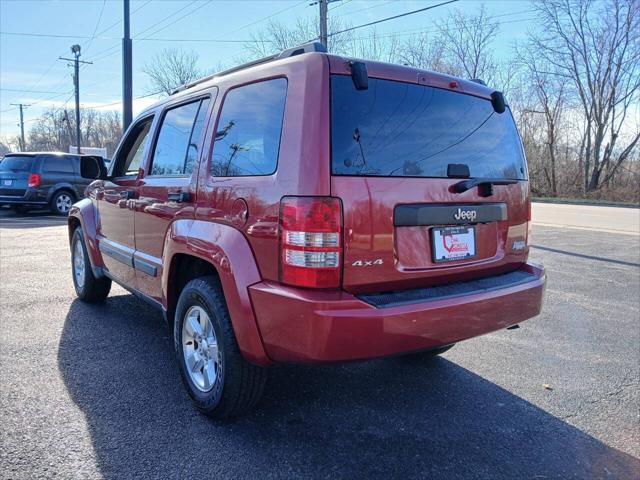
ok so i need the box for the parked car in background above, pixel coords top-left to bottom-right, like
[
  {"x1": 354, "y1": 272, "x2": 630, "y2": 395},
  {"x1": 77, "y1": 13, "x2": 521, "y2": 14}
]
[
  {"x1": 68, "y1": 42, "x2": 545, "y2": 419},
  {"x1": 0, "y1": 152, "x2": 102, "y2": 215}
]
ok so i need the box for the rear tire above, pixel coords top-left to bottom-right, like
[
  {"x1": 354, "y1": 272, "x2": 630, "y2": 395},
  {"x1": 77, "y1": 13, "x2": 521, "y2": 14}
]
[
  {"x1": 51, "y1": 190, "x2": 75, "y2": 216},
  {"x1": 71, "y1": 227, "x2": 111, "y2": 303},
  {"x1": 174, "y1": 276, "x2": 267, "y2": 419}
]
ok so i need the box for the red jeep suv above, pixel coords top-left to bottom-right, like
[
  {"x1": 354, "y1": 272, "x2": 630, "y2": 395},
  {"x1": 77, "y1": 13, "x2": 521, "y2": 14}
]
[{"x1": 69, "y1": 42, "x2": 545, "y2": 419}]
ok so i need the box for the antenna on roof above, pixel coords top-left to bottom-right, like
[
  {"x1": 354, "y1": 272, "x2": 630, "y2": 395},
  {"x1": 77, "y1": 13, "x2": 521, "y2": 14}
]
[{"x1": 171, "y1": 42, "x2": 327, "y2": 95}]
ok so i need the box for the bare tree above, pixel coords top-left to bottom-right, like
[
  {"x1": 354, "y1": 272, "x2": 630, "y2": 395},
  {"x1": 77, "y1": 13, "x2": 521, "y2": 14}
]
[
  {"x1": 0, "y1": 138, "x2": 12, "y2": 156},
  {"x1": 142, "y1": 48, "x2": 204, "y2": 95},
  {"x1": 515, "y1": 46, "x2": 570, "y2": 196},
  {"x1": 243, "y1": 16, "x2": 354, "y2": 59},
  {"x1": 26, "y1": 108, "x2": 122, "y2": 157},
  {"x1": 397, "y1": 32, "x2": 458, "y2": 74},
  {"x1": 436, "y1": 5, "x2": 499, "y2": 81},
  {"x1": 530, "y1": 0, "x2": 640, "y2": 192}
]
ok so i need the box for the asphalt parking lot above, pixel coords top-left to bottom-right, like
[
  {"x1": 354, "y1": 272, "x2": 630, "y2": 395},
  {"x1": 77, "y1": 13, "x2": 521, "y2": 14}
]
[{"x1": 0, "y1": 204, "x2": 639, "y2": 479}]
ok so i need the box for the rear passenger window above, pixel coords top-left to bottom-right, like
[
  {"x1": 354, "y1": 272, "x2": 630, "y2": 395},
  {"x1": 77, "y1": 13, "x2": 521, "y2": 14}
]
[
  {"x1": 150, "y1": 98, "x2": 209, "y2": 176},
  {"x1": 42, "y1": 156, "x2": 75, "y2": 173},
  {"x1": 211, "y1": 78, "x2": 287, "y2": 177}
]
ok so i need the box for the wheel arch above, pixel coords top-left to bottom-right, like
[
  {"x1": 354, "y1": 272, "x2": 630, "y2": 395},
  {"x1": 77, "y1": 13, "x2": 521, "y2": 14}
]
[
  {"x1": 47, "y1": 183, "x2": 78, "y2": 203},
  {"x1": 68, "y1": 199, "x2": 104, "y2": 274},
  {"x1": 163, "y1": 220, "x2": 272, "y2": 367}
]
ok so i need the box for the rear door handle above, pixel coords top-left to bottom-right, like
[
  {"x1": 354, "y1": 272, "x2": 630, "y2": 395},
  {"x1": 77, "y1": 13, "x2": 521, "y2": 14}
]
[
  {"x1": 120, "y1": 189, "x2": 135, "y2": 200},
  {"x1": 168, "y1": 191, "x2": 190, "y2": 203}
]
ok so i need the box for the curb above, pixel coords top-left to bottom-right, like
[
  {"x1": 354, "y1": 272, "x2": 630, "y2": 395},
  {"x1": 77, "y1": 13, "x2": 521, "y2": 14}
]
[{"x1": 532, "y1": 197, "x2": 639, "y2": 209}]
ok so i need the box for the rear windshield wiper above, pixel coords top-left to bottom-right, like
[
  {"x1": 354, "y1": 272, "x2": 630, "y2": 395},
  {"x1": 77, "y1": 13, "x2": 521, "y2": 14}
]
[{"x1": 453, "y1": 178, "x2": 518, "y2": 197}]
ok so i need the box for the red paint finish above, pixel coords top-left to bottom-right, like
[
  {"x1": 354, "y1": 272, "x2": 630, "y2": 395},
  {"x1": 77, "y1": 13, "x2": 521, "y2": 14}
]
[
  {"x1": 163, "y1": 219, "x2": 271, "y2": 365},
  {"x1": 69, "y1": 50, "x2": 544, "y2": 368},
  {"x1": 68, "y1": 198, "x2": 104, "y2": 270},
  {"x1": 134, "y1": 175, "x2": 195, "y2": 301},
  {"x1": 334, "y1": 177, "x2": 530, "y2": 293},
  {"x1": 94, "y1": 176, "x2": 138, "y2": 287},
  {"x1": 250, "y1": 263, "x2": 545, "y2": 363}
]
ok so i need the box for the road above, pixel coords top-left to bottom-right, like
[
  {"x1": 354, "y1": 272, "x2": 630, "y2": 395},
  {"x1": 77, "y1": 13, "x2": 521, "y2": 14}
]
[
  {"x1": 532, "y1": 202, "x2": 640, "y2": 234},
  {"x1": 0, "y1": 203, "x2": 639, "y2": 479}
]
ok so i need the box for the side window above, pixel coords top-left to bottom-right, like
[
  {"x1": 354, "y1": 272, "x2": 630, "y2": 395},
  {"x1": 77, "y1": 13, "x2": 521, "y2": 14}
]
[
  {"x1": 42, "y1": 156, "x2": 75, "y2": 174},
  {"x1": 211, "y1": 78, "x2": 287, "y2": 177},
  {"x1": 113, "y1": 117, "x2": 154, "y2": 177},
  {"x1": 149, "y1": 98, "x2": 209, "y2": 177}
]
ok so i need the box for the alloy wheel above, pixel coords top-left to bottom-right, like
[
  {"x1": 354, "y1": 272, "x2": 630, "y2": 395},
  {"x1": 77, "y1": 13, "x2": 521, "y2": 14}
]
[
  {"x1": 72, "y1": 239, "x2": 85, "y2": 288},
  {"x1": 182, "y1": 305, "x2": 222, "y2": 392},
  {"x1": 56, "y1": 193, "x2": 73, "y2": 214}
]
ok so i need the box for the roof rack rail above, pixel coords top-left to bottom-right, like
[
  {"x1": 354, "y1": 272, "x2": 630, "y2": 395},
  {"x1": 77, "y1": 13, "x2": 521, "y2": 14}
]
[
  {"x1": 171, "y1": 41, "x2": 327, "y2": 95},
  {"x1": 470, "y1": 78, "x2": 487, "y2": 86}
]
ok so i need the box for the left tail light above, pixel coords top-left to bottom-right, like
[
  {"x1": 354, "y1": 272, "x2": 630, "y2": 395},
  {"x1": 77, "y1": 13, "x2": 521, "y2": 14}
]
[
  {"x1": 279, "y1": 196, "x2": 343, "y2": 289},
  {"x1": 27, "y1": 173, "x2": 41, "y2": 188}
]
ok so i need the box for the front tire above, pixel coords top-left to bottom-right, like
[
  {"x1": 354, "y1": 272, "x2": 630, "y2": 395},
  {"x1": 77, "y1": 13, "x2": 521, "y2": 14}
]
[
  {"x1": 51, "y1": 190, "x2": 75, "y2": 215},
  {"x1": 71, "y1": 227, "x2": 111, "y2": 302},
  {"x1": 174, "y1": 276, "x2": 267, "y2": 419}
]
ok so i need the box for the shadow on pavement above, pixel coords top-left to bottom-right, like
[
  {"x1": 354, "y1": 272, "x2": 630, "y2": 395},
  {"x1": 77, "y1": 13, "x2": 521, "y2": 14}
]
[
  {"x1": 531, "y1": 244, "x2": 640, "y2": 268},
  {"x1": 58, "y1": 296, "x2": 640, "y2": 479}
]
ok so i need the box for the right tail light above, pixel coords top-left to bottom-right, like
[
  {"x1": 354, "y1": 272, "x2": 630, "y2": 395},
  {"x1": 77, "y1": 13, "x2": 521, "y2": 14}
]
[
  {"x1": 27, "y1": 173, "x2": 41, "y2": 188},
  {"x1": 279, "y1": 196, "x2": 342, "y2": 289}
]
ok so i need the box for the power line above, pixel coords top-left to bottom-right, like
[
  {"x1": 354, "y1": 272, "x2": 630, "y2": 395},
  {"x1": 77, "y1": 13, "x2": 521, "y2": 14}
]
[
  {"x1": 87, "y1": 90, "x2": 164, "y2": 110},
  {"x1": 328, "y1": 0, "x2": 460, "y2": 37},
  {"x1": 339, "y1": 0, "x2": 394, "y2": 17},
  {"x1": 90, "y1": 1, "x2": 304, "y2": 62},
  {"x1": 87, "y1": 0, "x2": 203, "y2": 62},
  {"x1": 26, "y1": 90, "x2": 75, "y2": 107},
  {"x1": 329, "y1": 0, "x2": 354, "y2": 11},
  {"x1": 221, "y1": 0, "x2": 308, "y2": 36},
  {"x1": 349, "y1": 15, "x2": 537, "y2": 43},
  {"x1": 85, "y1": 0, "x2": 107, "y2": 54},
  {"x1": 138, "y1": 37, "x2": 264, "y2": 43},
  {"x1": 135, "y1": 0, "x2": 201, "y2": 38},
  {"x1": 93, "y1": 0, "x2": 152, "y2": 38}
]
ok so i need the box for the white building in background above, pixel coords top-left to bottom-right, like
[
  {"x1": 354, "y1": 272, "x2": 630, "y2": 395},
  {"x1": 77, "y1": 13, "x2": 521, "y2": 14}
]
[{"x1": 69, "y1": 146, "x2": 108, "y2": 158}]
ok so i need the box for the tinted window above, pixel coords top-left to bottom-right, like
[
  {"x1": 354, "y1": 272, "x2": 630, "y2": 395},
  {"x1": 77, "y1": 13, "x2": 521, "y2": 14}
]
[
  {"x1": 331, "y1": 76, "x2": 527, "y2": 179},
  {"x1": 150, "y1": 99, "x2": 208, "y2": 176},
  {"x1": 113, "y1": 117, "x2": 153, "y2": 177},
  {"x1": 42, "y1": 156, "x2": 75, "y2": 174},
  {"x1": 211, "y1": 79, "x2": 287, "y2": 177},
  {"x1": 185, "y1": 99, "x2": 210, "y2": 175},
  {"x1": 0, "y1": 156, "x2": 33, "y2": 172}
]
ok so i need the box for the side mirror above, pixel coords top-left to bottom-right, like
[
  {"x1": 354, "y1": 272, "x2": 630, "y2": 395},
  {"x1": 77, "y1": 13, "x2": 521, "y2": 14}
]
[{"x1": 80, "y1": 155, "x2": 107, "y2": 180}]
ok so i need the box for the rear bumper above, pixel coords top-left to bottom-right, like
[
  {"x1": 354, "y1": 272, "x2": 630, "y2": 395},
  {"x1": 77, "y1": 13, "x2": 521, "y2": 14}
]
[{"x1": 249, "y1": 262, "x2": 545, "y2": 363}]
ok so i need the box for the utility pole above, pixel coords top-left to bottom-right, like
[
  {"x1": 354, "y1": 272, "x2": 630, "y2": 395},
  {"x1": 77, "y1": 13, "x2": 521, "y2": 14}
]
[
  {"x1": 60, "y1": 45, "x2": 92, "y2": 154},
  {"x1": 319, "y1": 0, "x2": 328, "y2": 49},
  {"x1": 10, "y1": 103, "x2": 29, "y2": 151},
  {"x1": 122, "y1": 0, "x2": 133, "y2": 130}
]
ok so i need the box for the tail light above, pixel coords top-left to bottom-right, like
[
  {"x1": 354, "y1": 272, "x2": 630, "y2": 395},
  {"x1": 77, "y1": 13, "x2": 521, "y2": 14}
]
[
  {"x1": 27, "y1": 173, "x2": 41, "y2": 188},
  {"x1": 279, "y1": 196, "x2": 342, "y2": 288}
]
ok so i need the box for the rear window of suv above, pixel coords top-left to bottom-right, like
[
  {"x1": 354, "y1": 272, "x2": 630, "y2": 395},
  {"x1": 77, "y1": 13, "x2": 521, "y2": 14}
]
[
  {"x1": 331, "y1": 75, "x2": 527, "y2": 180},
  {"x1": 0, "y1": 155, "x2": 34, "y2": 172}
]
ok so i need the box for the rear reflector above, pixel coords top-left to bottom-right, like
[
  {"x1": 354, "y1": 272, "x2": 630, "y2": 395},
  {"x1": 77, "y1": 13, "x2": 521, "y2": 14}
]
[
  {"x1": 27, "y1": 173, "x2": 41, "y2": 188},
  {"x1": 279, "y1": 196, "x2": 342, "y2": 288}
]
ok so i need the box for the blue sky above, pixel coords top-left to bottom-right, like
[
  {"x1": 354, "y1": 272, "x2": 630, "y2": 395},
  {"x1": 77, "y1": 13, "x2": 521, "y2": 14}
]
[{"x1": 0, "y1": 0, "x2": 535, "y2": 140}]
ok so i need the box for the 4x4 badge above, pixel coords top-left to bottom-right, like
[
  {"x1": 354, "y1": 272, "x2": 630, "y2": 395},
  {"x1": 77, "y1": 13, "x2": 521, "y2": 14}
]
[{"x1": 352, "y1": 259, "x2": 384, "y2": 267}]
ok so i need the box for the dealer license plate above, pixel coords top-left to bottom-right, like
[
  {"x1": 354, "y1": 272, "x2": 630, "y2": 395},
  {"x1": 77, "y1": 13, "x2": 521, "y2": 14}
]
[{"x1": 432, "y1": 226, "x2": 476, "y2": 262}]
